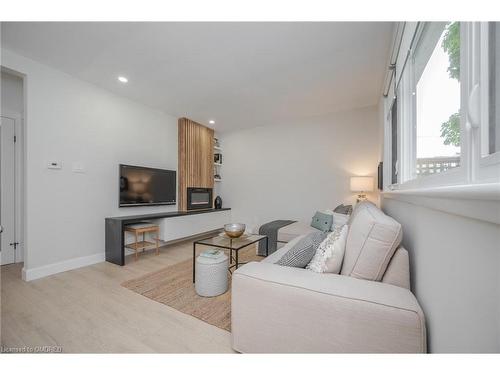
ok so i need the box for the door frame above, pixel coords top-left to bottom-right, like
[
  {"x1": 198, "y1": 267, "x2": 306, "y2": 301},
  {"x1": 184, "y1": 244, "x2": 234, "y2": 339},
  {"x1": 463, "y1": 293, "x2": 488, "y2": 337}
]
[{"x1": 1, "y1": 110, "x2": 25, "y2": 264}]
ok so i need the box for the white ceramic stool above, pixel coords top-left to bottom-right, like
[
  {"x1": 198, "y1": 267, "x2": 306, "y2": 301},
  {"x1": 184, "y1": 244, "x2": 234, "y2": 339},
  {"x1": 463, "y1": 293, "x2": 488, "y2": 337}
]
[{"x1": 195, "y1": 253, "x2": 229, "y2": 297}]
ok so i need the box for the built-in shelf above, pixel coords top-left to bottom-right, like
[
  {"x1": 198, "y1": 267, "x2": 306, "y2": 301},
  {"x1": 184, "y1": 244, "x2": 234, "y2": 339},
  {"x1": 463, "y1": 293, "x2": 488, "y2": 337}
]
[{"x1": 214, "y1": 138, "x2": 222, "y2": 183}]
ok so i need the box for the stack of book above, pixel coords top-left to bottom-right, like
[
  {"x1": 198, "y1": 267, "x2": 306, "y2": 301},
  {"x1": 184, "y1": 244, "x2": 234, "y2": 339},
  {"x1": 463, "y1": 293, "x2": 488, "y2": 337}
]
[{"x1": 200, "y1": 249, "x2": 224, "y2": 259}]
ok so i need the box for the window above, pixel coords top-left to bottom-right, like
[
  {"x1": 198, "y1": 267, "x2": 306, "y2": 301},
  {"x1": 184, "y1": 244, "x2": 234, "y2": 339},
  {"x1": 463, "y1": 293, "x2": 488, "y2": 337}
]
[
  {"x1": 385, "y1": 22, "x2": 500, "y2": 190},
  {"x1": 413, "y1": 22, "x2": 461, "y2": 179}
]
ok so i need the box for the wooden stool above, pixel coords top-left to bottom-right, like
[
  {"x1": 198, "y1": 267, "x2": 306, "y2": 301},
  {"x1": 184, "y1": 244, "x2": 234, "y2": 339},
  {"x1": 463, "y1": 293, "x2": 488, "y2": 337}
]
[{"x1": 124, "y1": 223, "x2": 160, "y2": 261}]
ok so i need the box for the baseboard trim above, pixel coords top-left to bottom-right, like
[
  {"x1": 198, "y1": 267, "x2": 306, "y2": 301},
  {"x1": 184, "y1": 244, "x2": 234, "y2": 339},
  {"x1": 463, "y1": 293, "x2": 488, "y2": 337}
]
[
  {"x1": 22, "y1": 252, "x2": 105, "y2": 281},
  {"x1": 21, "y1": 229, "x2": 224, "y2": 281}
]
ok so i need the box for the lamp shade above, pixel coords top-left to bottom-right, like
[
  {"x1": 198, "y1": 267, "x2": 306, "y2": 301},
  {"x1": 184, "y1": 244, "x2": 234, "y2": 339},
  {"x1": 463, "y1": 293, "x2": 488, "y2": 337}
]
[{"x1": 350, "y1": 176, "x2": 374, "y2": 192}]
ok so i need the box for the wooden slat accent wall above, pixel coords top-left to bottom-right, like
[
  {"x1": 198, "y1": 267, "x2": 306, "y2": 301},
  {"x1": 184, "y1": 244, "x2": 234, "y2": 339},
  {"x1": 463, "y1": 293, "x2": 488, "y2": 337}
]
[{"x1": 178, "y1": 118, "x2": 214, "y2": 211}]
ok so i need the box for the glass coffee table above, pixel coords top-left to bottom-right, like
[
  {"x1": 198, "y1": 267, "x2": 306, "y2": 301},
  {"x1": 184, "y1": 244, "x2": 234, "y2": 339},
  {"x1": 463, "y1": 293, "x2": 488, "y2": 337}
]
[{"x1": 192, "y1": 234, "x2": 268, "y2": 283}]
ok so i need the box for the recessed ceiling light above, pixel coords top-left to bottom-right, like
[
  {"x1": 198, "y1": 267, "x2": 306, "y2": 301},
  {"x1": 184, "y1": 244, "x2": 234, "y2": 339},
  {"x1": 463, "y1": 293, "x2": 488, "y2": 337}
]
[
  {"x1": 209, "y1": 120, "x2": 215, "y2": 124},
  {"x1": 118, "y1": 76, "x2": 128, "y2": 83}
]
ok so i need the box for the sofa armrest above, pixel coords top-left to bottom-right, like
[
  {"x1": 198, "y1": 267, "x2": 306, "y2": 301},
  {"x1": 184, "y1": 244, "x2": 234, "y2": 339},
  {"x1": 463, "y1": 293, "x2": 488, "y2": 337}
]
[{"x1": 231, "y1": 262, "x2": 426, "y2": 353}]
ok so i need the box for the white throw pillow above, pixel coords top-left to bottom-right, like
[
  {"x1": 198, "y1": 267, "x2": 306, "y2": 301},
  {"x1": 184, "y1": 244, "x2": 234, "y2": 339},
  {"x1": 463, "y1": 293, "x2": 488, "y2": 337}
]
[
  {"x1": 306, "y1": 225, "x2": 348, "y2": 274},
  {"x1": 324, "y1": 224, "x2": 348, "y2": 273},
  {"x1": 332, "y1": 212, "x2": 349, "y2": 227}
]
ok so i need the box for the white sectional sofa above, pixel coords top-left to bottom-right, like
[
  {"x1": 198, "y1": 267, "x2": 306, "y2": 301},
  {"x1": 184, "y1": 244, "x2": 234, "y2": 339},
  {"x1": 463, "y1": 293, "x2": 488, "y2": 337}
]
[{"x1": 231, "y1": 202, "x2": 427, "y2": 353}]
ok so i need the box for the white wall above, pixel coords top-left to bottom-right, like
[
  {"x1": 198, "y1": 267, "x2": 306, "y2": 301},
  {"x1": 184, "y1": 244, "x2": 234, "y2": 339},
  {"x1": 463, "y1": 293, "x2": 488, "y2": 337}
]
[
  {"x1": 1, "y1": 49, "x2": 178, "y2": 277},
  {"x1": 1, "y1": 70, "x2": 24, "y2": 114},
  {"x1": 382, "y1": 197, "x2": 500, "y2": 353},
  {"x1": 220, "y1": 106, "x2": 381, "y2": 229}
]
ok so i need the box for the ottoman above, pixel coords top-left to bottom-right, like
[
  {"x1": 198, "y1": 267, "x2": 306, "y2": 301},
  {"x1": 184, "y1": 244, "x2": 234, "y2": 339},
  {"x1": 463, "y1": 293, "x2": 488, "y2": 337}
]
[{"x1": 195, "y1": 253, "x2": 229, "y2": 297}]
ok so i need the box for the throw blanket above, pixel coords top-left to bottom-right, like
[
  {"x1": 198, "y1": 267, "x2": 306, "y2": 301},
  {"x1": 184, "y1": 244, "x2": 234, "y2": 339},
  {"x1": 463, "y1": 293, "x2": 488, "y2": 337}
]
[{"x1": 258, "y1": 220, "x2": 296, "y2": 256}]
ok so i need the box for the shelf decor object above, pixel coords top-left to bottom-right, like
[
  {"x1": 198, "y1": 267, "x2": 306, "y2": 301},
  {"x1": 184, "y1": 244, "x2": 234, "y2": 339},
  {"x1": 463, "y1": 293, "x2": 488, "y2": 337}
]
[
  {"x1": 213, "y1": 137, "x2": 222, "y2": 182},
  {"x1": 224, "y1": 223, "x2": 246, "y2": 238}
]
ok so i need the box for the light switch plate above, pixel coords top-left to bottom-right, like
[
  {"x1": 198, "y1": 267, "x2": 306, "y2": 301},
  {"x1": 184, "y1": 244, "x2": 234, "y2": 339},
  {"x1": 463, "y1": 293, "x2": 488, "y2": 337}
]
[{"x1": 47, "y1": 161, "x2": 62, "y2": 169}]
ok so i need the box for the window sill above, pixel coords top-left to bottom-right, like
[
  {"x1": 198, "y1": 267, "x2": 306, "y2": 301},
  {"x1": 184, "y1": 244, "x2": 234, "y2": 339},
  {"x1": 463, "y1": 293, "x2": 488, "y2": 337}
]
[
  {"x1": 383, "y1": 182, "x2": 500, "y2": 201},
  {"x1": 382, "y1": 183, "x2": 500, "y2": 224}
]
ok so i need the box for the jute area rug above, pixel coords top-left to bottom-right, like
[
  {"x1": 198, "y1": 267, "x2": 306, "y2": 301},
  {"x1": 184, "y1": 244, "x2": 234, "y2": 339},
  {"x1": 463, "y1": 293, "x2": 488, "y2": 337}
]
[{"x1": 121, "y1": 245, "x2": 262, "y2": 332}]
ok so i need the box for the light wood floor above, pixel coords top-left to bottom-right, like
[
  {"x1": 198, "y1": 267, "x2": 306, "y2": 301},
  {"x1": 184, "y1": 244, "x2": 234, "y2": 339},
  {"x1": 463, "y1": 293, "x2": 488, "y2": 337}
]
[{"x1": 0, "y1": 240, "x2": 234, "y2": 353}]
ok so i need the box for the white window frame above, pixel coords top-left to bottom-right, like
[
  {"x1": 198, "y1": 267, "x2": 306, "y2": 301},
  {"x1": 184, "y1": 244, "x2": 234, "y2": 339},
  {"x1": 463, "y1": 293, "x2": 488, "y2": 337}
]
[
  {"x1": 383, "y1": 95, "x2": 396, "y2": 190},
  {"x1": 476, "y1": 22, "x2": 500, "y2": 182},
  {"x1": 385, "y1": 21, "x2": 500, "y2": 192},
  {"x1": 382, "y1": 79, "x2": 401, "y2": 190}
]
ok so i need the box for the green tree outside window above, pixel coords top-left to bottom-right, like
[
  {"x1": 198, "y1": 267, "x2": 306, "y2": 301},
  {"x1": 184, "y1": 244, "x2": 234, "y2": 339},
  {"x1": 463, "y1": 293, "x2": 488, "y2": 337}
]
[{"x1": 440, "y1": 22, "x2": 461, "y2": 147}]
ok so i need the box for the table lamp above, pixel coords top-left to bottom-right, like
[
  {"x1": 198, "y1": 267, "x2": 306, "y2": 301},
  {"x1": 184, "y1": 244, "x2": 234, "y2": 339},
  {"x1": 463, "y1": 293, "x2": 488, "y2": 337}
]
[{"x1": 350, "y1": 176, "x2": 374, "y2": 202}]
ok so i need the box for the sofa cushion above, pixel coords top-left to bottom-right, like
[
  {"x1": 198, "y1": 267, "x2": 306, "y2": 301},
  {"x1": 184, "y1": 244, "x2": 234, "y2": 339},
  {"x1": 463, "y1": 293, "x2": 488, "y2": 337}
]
[
  {"x1": 275, "y1": 232, "x2": 327, "y2": 268},
  {"x1": 311, "y1": 211, "x2": 333, "y2": 232},
  {"x1": 234, "y1": 262, "x2": 424, "y2": 315},
  {"x1": 382, "y1": 247, "x2": 411, "y2": 289},
  {"x1": 341, "y1": 203, "x2": 402, "y2": 281},
  {"x1": 276, "y1": 221, "x2": 321, "y2": 243},
  {"x1": 346, "y1": 200, "x2": 375, "y2": 225}
]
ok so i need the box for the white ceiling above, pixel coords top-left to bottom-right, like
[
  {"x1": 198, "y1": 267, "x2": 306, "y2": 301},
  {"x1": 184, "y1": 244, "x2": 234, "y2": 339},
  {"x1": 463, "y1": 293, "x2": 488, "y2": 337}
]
[{"x1": 1, "y1": 22, "x2": 393, "y2": 132}]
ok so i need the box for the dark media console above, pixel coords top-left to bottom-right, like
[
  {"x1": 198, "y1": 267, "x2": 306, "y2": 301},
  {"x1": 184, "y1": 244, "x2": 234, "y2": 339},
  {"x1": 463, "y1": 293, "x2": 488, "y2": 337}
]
[{"x1": 105, "y1": 208, "x2": 231, "y2": 266}]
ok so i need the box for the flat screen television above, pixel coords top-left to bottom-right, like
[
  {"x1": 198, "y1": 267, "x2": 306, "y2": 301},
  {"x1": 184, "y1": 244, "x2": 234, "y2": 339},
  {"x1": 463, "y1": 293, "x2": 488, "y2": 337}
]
[{"x1": 119, "y1": 164, "x2": 176, "y2": 207}]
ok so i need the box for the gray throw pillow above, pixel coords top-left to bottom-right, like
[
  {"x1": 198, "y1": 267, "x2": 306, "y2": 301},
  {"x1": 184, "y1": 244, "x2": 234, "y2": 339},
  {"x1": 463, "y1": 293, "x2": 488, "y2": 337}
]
[
  {"x1": 334, "y1": 204, "x2": 353, "y2": 215},
  {"x1": 311, "y1": 211, "x2": 333, "y2": 232},
  {"x1": 275, "y1": 232, "x2": 327, "y2": 268}
]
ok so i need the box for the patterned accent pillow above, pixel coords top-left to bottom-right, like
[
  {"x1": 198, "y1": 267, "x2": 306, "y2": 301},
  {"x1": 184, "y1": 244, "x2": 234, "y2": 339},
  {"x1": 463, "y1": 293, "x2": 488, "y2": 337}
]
[
  {"x1": 311, "y1": 211, "x2": 333, "y2": 232},
  {"x1": 275, "y1": 231, "x2": 327, "y2": 268},
  {"x1": 307, "y1": 225, "x2": 349, "y2": 274}
]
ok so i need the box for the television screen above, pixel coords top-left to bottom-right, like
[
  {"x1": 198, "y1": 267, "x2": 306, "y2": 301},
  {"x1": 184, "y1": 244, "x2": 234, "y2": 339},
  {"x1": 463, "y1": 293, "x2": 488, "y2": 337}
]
[{"x1": 119, "y1": 164, "x2": 176, "y2": 207}]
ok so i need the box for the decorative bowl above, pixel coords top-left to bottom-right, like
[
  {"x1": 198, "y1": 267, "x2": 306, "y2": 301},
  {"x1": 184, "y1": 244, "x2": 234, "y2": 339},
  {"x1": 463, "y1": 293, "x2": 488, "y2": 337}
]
[{"x1": 224, "y1": 223, "x2": 246, "y2": 238}]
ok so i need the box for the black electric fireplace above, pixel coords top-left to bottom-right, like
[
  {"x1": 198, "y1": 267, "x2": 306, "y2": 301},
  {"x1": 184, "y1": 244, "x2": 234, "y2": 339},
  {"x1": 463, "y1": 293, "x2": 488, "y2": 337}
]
[{"x1": 187, "y1": 187, "x2": 213, "y2": 210}]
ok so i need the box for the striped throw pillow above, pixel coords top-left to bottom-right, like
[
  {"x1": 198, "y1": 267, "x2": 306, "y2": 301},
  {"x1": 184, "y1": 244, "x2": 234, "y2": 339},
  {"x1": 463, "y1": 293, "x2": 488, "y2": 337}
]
[{"x1": 275, "y1": 232, "x2": 327, "y2": 268}]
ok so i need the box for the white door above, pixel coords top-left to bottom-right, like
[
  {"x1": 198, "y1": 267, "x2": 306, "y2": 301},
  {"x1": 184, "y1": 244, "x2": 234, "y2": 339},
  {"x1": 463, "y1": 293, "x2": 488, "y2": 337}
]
[{"x1": 0, "y1": 116, "x2": 16, "y2": 265}]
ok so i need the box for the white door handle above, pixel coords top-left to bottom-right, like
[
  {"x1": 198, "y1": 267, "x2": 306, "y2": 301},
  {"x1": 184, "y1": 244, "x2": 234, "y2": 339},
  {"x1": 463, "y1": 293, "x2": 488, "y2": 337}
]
[{"x1": 467, "y1": 83, "x2": 481, "y2": 128}]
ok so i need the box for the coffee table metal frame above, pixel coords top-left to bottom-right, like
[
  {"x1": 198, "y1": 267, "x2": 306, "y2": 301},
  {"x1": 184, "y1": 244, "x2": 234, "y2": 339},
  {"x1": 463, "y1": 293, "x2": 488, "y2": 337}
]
[{"x1": 192, "y1": 234, "x2": 268, "y2": 283}]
